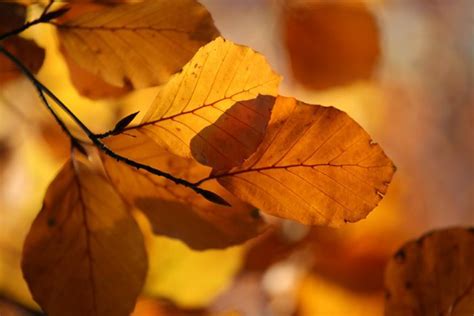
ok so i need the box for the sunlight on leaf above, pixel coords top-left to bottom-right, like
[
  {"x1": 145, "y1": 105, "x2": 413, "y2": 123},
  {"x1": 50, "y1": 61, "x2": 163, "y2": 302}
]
[
  {"x1": 56, "y1": 0, "x2": 220, "y2": 91},
  {"x1": 215, "y1": 96, "x2": 395, "y2": 226},
  {"x1": 22, "y1": 159, "x2": 147, "y2": 316},
  {"x1": 143, "y1": 232, "x2": 243, "y2": 309},
  {"x1": 135, "y1": 37, "x2": 281, "y2": 169},
  {"x1": 102, "y1": 132, "x2": 267, "y2": 250},
  {"x1": 384, "y1": 227, "x2": 474, "y2": 316}
]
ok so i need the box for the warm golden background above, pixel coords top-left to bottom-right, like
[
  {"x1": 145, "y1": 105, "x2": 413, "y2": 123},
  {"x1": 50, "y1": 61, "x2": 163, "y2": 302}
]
[{"x1": 0, "y1": 0, "x2": 472, "y2": 315}]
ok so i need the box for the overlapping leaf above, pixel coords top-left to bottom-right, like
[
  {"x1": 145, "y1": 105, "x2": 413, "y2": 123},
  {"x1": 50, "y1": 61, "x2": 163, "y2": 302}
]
[
  {"x1": 101, "y1": 132, "x2": 267, "y2": 250},
  {"x1": 56, "y1": 0, "x2": 220, "y2": 91},
  {"x1": 384, "y1": 227, "x2": 474, "y2": 316},
  {"x1": 212, "y1": 96, "x2": 395, "y2": 226},
  {"x1": 132, "y1": 37, "x2": 280, "y2": 169},
  {"x1": 22, "y1": 159, "x2": 147, "y2": 316}
]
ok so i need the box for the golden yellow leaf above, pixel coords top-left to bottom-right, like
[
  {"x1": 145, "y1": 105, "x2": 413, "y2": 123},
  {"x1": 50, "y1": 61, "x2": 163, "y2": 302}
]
[
  {"x1": 135, "y1": 37, "x2": 280, "y2": 169},
  {"x1": 22, "y1": 159, "x2": 148, "y2": 316},
  {"x1": 282, "y1": 0, "x2": 380, "y2": 89},
  {"x1": 101, "y1": 132, "x2": 267, "y2": 250},
  {"x1": 213, "y1": 96, "x2": 395, "y2": 226},
  {"x1": 384, "y1": 227, "x2": 474, "y2": 316},
  {"x1": 56, "y1": 0, "x2": 220, "y2": 90},
  {"x1": 144, "y1": 234, "x2": 243, "y2": 308}
]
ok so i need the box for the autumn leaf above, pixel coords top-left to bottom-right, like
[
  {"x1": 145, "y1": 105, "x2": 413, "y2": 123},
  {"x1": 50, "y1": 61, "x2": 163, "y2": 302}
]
[
  {"x1": 282, "y1": 1, "x2": 380, "y2": 89},
  {"x1": 0, "y1": 3, "x2": 45, "y2": 85},
  {"x1": 0, "y1": 37, "x2": 45, "y2": 85},
  {"x1": 22, "y1": 159, "x2": 148, "y2": 316},
  {"x1": 384, "y1": 227, "x2": 474, "y2": 316},
  {"x1": 212, "y1": 96, "x2": 395, "y2": 226},
  {"x1": 60, "y1": 49, "x2": 129, "y2": 99},
  {"x1": 55, "y1": 0, "x2": 220, "y2": 92},
  {"x1": 101, "y1": 132, "x2": 267, "y2": 250},
  {"x1": 133, "y1": 37, "x2": 280, "y2": 169}
]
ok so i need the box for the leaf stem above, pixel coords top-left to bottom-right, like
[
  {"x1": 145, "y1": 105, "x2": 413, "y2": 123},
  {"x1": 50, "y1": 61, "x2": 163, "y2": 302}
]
[{"x1": 0, "y1": 46, "x2": 229, "y2": 206}]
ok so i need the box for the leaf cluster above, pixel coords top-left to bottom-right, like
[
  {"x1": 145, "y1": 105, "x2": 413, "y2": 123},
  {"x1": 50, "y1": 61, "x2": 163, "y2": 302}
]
[{"x1": 0, "y1": 1, "x2": 400, "y2": 315}]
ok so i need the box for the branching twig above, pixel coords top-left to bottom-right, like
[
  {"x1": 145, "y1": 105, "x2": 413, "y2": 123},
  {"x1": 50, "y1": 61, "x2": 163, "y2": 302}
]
[
  {"x1": 0, "y1": 4, "x2": 68, "y2": 42},
  {"x1": 0, "y1": 44, "x2": 229, "y2": 206}
]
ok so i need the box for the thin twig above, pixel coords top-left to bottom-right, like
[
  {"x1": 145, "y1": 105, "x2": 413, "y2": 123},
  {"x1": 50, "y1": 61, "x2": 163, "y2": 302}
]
[
  {"x1": 41, "y1": 0, "x2": 56, "y2": 18},
  {"x1": 0, "y1": 3, "x2": 69, "y2": 42},
  {"x1": 0, "y1": 45, "x2": 229, "y2": 206}
]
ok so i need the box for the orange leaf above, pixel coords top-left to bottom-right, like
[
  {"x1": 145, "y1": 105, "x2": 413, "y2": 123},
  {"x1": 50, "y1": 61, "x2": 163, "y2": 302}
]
[
  {"x1": 101, "y1": 132, "x2": 267, "y2": 250},
  {"x1": 213, "y1": 96, "x2": 395, "y2": 226},
  {"x1": 22, "y1": 159, "x2": 147, "y2": 316},
  {"x1": 56, "y1": 0, "x2": 220, "y2": 90},
  {"x1": 384, "y1": 227, "x2": 474, "y2": 316},
  {"x1": 282, "y1": 1, "x2": 380, "y2": 89},
  {"x1": 134, "y1": 37, "x2": 280, "y2": 169}
]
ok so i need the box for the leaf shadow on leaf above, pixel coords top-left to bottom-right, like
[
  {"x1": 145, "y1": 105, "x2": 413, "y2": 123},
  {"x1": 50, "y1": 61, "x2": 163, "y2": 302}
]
[
  {"x1": 190, "y1": 95, "x2": 276, "y2": 171},
  {"x1": 136, "y1": 197, "x2": 244, "y2": 250}
]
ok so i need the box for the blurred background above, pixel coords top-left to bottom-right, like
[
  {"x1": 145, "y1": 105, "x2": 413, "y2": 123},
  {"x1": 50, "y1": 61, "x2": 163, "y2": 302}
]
[{"x1": 0, "y1": 0, "x2": 472, "y2": 315}]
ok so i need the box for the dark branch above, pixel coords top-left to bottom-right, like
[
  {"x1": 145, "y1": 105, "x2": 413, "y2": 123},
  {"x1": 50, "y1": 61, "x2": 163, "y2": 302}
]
[
  {"x1": 0, "y1": 45, "x2": 229, "y2": 206},
  {"x1": 0, "y1": 5, "x2": 68, "y2": 42}
]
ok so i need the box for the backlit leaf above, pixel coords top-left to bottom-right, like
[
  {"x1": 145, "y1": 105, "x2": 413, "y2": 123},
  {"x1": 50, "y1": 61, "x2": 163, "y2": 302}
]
[
  {"x1": 101, "y1": 132, "x2": 267, "y2": 250},
  {"x1": 135, "y1": 37, "x2": 280, "y2": 169},
  {"x1": 213, "y1": 96, "x2": 395, "y2": 226},
  {"x1": 22, "y1": 159, "x2": 147, "y2": 316},
  {"x1": 56, "y1": 0, "x2": 220, "y2": 90},
  {"x1": 384, "y1": 227, "x2": 474, "y2": 316}
]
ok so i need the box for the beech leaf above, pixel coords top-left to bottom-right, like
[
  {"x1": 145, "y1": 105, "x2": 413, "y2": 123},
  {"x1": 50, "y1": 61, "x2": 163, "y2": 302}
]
[
  {"x1": 214, "y1": 96, "x2": 395, "y2": 226},
  {"x1": 133, "y1": 37, "x2": 280, "y2": 170},
  {"x1": 22, "y1": 160, "x2": 148, "y2": 316},
  {"x1": 384, "y1": 227, "x2": 474, "y2": 316},
  {"x1": 56, "y1": 0, "x2": 220, "y2": 90},
  {"x1": 101, "y1": 132, "x2": 267, "y2": 250}
]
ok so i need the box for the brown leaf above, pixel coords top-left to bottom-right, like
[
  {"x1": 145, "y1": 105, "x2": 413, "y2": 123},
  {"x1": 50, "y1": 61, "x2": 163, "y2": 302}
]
[
  {"x1": 0, "y1": 2, "x2": 26, "y2": 34},
  {"x1": 0, "y1": 37, "x2": 45, "y2": 84},
  {"x1": 22, "y1": 159, "x2": 148, "y2": 316},
  {"x1": 282, "y1": 1, "x2": 380, "y2": 89},
  {"x1": 101, "y1": 132, "x2": 267, "y2": 250},
  {"x1": 214, "y1": 96, "x2": 395, "y2": 226},
  {"x1": 135, "y1": 37, "x2": 280, "y2": 169},
  {"x1": 384, "y1": 227, "x2": 474, "y2": 316},
  {"x1": 56, "y1": 0, "x2": 220, "y2": 90}
]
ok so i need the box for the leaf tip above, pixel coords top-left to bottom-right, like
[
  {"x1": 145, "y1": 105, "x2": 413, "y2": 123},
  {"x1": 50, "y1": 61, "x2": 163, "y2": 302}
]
[
  {"x1": 198, "y1": 188, "x2": 231, "y2": 207},
  {"x1": 43, "y1": 7, "x2": 70, "y2": 21},
  {"x1": 112, "y1": 111, "x2": 139, "y2": 134}
]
